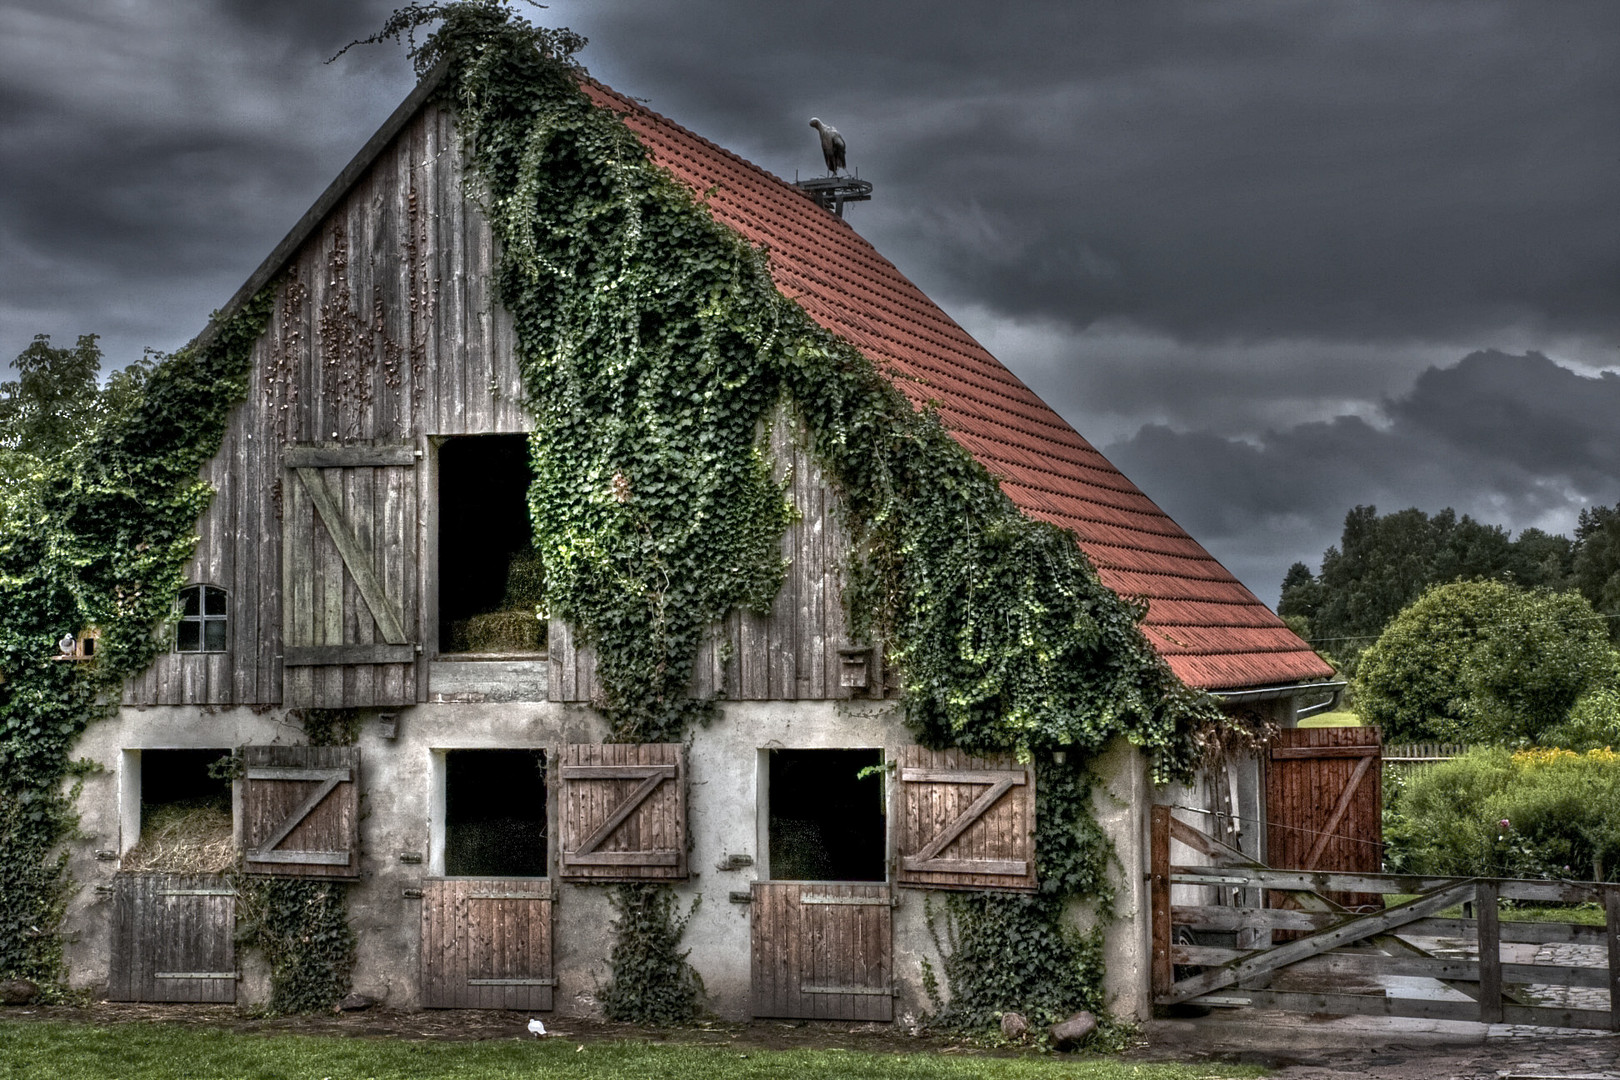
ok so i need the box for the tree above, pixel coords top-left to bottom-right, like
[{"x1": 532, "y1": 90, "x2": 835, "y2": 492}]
[
  {"x1": 0, "y1": 334, "x2": 105, "y2": 459},
  {"x1": 1353, "y1": 580, "x2": 1619, "y2": 744},
  {"x1": 1281, "y1": 505, "x2": 1579, "y2": 673},
  {"x1": 1572, "y1": 505, "x2": 1620, "y2": 639}
]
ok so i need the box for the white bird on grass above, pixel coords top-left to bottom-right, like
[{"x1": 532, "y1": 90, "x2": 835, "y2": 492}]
[
  {"x1": 809, "y1": 118, "x2": 847, "y2": 175},
  {"x1": 527, "y1": 1017, "x2": 546, "y2": 1038}
]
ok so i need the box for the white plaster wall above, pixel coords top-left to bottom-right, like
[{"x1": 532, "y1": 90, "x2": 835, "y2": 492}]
[{"x1": 65, "y1": 700, "x2": 1153, "y2": 1023}]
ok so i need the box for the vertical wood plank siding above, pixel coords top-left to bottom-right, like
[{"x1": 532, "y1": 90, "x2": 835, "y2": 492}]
[
  {"x1": 107, "y1": 873, "x2": 237, "y2": 1003},
  {"x1": 123, "y1": 100, "x2": 528, "y2": 707},
  {"x1": 549, "y1": 412, "x2": 856, "y2": 703}
]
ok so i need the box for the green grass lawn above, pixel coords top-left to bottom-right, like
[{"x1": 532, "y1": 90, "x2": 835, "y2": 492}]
[
  {"x1": 0, "y1": 1019, "x2": 1262, "y2": 1080},
  {"x1": 1296, "y1": 710, "x2": 1361, "y2": 728},
  {"x1": 1384, "y1": 896, "x2": 1606, "y2": 925}
]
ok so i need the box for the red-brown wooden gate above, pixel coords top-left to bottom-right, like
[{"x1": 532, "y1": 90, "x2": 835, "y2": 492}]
[{"x1": 1266, "y1": 727, "x2": 1383, "y2": 913}]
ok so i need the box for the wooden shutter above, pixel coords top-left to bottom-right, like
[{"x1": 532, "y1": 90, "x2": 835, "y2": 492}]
[
  {"x1": 749, "y1": 882, "x2": 893, "y2": 1020},
  {"x1": 242, "y1": 745, "x2": 360, "y2": 878},
  {"x1": 421, "y1": 878, "x2": 553, "y2": 1009},
  {"x1": 896, "y1": 747, "x2": 1037, "y2": 891},
  {"x1": 107, "y1": 873, "x2": 237, "y2": 1002},
  {"x1": 559, "y1": 743, "x2": 686, "y2": 881},
  {"x1": 282, "y1": 443, "x2": 419, "y2": 708}
]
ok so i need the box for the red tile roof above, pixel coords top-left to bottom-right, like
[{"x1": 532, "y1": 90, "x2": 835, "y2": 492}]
[{"x1": 587, "y1": 84, "x2": 1333, "y2": 692}]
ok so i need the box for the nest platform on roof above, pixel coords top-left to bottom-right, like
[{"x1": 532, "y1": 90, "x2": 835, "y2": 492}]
[{"x1": 793, "y1": 175, "x2": 873, "y2": 218}]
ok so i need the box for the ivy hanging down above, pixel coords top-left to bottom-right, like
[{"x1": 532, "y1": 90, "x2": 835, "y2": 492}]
[
  {"x1": 376, "y1": 1, "x2": 1224, "y2": 774},
  {"x1": 0, "y1": 292, "x2": 275, "y2": 986}
]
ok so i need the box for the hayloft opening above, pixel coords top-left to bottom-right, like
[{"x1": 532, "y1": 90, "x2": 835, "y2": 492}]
[
  {"x1": 437, "y1": 434, "x2": 545, "y2": 655},
  {"x1": 444, "y1": 749, "x2": 548, "y2": 877},
  {"x1": 766, "y1": 748, "x2": 886, "y2": 882},
  {"x1": 126, "y1": 749, "x2": 234, "y2": 872}
]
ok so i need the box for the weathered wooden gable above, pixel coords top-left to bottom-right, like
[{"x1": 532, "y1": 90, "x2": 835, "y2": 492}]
[{"x1": 124, "y1": 96, "x2": 873, "y2": 710}]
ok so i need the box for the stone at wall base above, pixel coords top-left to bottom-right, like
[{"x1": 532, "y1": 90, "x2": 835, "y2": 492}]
[
  {"x1": 999, "y1": 1011, "x2": 1030, "y2": 1040},
  {"x1": 0, "y1": 979, "x2": 40, "y2": 1005},
  {"x1": 1048, "y1": 1010, "x2": 1097, "y2": 1050},
  {"x1": 336, "y1": 992, "x2": 379, "y2": 1012}
]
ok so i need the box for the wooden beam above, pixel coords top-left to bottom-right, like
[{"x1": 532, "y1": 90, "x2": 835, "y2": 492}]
[
  {"x1": 1164, "y1": 882, "x2": 1476, "y2": 1003},
  {"x1": 1476, "y1": 880, "x2": 1502, "y2": 1023},
  {"x1": 1151, "y1": 806, "x2": 1172, "y2": 998},
  {"x1": 1606, "y1": 884, "x2": 1620, "y2": 1032}
]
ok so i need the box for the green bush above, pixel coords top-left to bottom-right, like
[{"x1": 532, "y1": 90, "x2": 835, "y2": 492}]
[
  {"x1": 1386, "y1": 746, "x2": 1620, "y2": 881},
  {"x1": 1353, "y1": 580, "x2": 1618, "y2": 744},
  {"x1": 1542, "y1": 686, "x2": 1620, "y2": 751}
]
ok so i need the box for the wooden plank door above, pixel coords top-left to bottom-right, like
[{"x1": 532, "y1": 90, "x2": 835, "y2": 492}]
[
  {"x1": 241, "y1": 745, "x2": 361, "y2": 879},
  {"x1": 421, "y1": 878, "x2": 554, "y2": 1009},
  {"x1": 107, "y1": 873, "x2": 236, "y2": 1002},
  {"x1": 895, "y1": 747, "x2": 1036, "y2": 891},
  {"x1": 281, "y1": 443, "x2": 419, "y2": 708},
  {"x1": 559, "y1": 743, "x2": 686, "y2": 882},
  {"x1": 1265, "y1": 727, "x2": 1383, "y2": 913},
  {"x1": 750, "y1": 883, "x2": 893, "y2": 1021}
]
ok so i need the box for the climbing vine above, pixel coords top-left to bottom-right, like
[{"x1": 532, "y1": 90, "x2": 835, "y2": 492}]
[
  {"x1": 352, "y1": 0, "x2": 1232, "y2": 1032},
  {"x1": 0, "y1": 290, "x2": 274, "y2": 986},
  {"x1": 598, "y1": 884, "x2": 704, "y2": 1024},
  {"x1": 228, "y1": 707, "x2": 362, "y2": 1014}
]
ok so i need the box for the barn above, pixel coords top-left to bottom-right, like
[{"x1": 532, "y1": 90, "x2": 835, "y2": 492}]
[{"x1": 54, "y1": 27, "x2": 1334, "y2": 1023}]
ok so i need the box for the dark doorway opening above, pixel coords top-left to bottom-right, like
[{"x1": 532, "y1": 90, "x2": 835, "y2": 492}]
[
  {"x1": 444, "y1": 749, "x2": 548, "y2": 877},
  {"x1": 768, "y1": 748, "x2": 886, "y2": 882},
  {"x1": 437, "y1": 434, "x2": 545, "y2": 654}
]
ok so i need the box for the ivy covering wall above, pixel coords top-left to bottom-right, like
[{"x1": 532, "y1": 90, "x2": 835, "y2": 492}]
[{"x1": 0, "y1": 294, "x2": 273, "y2": 986}]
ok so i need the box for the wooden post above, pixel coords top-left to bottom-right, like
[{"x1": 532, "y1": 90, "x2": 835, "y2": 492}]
[
  {"x1": 1476, "y1": 880, "x2": 1502, "y2": 1024},
  {"x1": 1151, "y1": 805, "x2": 1172, "y2": 999},
  {"x1": 1606, "y1": 884, "x2": 1620, "y2": 1033}
]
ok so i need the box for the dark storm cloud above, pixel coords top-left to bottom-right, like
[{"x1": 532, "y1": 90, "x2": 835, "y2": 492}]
[
  {"x1": 0, "y1": 0, "x2": 409, "y2": 364},
  {"x1": 1104, "y1": 351, "x2": 1620, "y2": 600},
  {"x1": 558, "y1": 0, "x2": 1620, "y2": 345},
  {"x1": 3, "y1": 1, "x2": 1616, "y2": 607}
]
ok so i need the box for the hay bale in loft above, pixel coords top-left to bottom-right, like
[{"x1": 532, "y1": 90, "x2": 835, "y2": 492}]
[
  {"x1": 122, "y1": 799, "x2": 236, "y2": 874},
  {"x1": 448, "y1": 610, "x2": 546, "y2": 653}
]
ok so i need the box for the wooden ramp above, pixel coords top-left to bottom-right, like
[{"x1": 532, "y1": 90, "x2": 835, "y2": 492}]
[{"x1": 1151, "y1": 806, "x2": 1620, "y2": 1031}]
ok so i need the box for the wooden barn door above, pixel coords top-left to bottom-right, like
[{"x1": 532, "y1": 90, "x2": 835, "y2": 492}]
[
  {"x1": 241, "y1": 745, "x2": 361, "y2": 878},
  {"x1": 559, "y1": 744, "x2": 686, "y2": 882},
  {"x1": 421, "y1": 879, "x2": 554, "y2": 1009},
  {"x1": 107, "y1": 873, "x2": 236, "y2": 1002},
  {"x1": 1266, "y1": 727, "x2": 1383, "y2": 913},
  {"x1": 282, "y1": 443, "x2": 419, "y2": 708},
  {"x1": 750, "y1": 883, "x2": 894, "y2": 1021}
]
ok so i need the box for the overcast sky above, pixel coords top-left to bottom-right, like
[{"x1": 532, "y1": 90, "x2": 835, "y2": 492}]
[{"x1": 3, "y1": 1, "x2": 1616, "y2": 602}]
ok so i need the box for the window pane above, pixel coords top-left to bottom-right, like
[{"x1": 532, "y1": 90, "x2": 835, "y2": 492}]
[
  {"x1": 203, "y1": 620, "x2": 227, "y2": 652},
  {"x1": 177, "y1": 621, "x2": 200, "y2": 651},
  {"x1": 179, "y1": 588, "x2": 200, "y2": 617},
  {"x1": 204, "y1": 587, "x2": 227, "y2": 616}
]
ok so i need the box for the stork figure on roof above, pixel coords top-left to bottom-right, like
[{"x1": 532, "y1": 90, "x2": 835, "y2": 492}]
[{"x1": 809, "y1": 118, "x2": 846, "y2": 175}]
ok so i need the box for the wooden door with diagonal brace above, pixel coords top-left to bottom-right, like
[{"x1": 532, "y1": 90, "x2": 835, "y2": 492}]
[
  {"x1": 281, "y1": 443, "x2": 419, "y2": 707},
  {"x1": 1266, "y1": 727, "x2": 1383, "y2": 914}
]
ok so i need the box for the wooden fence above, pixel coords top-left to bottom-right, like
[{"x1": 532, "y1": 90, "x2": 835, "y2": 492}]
[{"x1": 1151, "y1": 806, "x2": 1620, "y2": 1030}]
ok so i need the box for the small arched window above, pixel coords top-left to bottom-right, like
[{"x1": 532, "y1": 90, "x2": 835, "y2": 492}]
[{"x1": 176, "y1": 585, "x2": 228, "y2": 653}]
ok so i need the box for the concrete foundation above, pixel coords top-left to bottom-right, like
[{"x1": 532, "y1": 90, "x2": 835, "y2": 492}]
[{"x1": 63, "y1": 700, "x2": 1154, "y2": 1020}]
